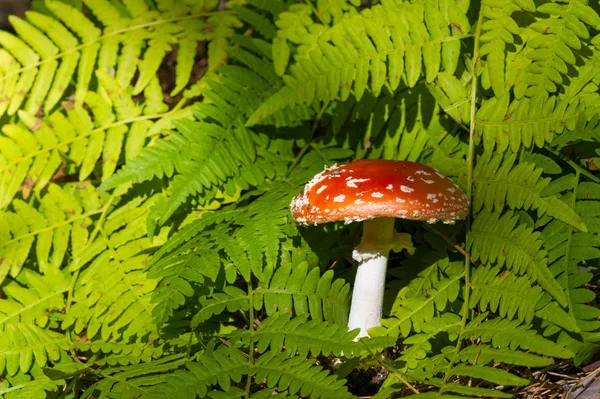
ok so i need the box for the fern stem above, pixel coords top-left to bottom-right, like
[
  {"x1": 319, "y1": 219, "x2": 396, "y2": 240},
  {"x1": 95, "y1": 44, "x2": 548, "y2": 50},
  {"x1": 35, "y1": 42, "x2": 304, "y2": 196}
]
[
  {"x1": 301, "y1": 0, "x2": 325, "y2": 24},
  {"x1": 286, "y1": 144, "x2": 310, "y2": 178},
  {"x1": 66, "y1": 194, "x2": 116, "y2": 310},
  {"x1": 1, "y1": 111, "x2": 183, "y2": 174},
  {"x1": 548, "y1": 148, "x2": 600, "y2": 184},
  {"x1": 362, "y1": 343, "x2": 420, "y2": 394},
  {"x1": 245, "y1": 283, "x2": 256, "y2": 398},
  {"x1": 438, "y1": 8, "x2": 484, "y2": 396}
]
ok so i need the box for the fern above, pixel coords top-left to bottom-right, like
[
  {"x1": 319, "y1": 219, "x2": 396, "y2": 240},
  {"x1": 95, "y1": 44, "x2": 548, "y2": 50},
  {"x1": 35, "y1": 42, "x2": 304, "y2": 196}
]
[
  {"x1": 100, "y1": 37, "x2": 309, "y2": 232},
  {"x1": 62, "y1": 194, "x2": 169, "y2": 342},
  {"x1": 248, "y1": 0, "x2": 471, "y2": 125},
  {"x1": 522, "y1": 1, "x2": 600, "y2": 97},
  {"x1": 470, "y1": 265, "x2": 541, "y2": 324},
  {"x1": 539, "y1": 178, "x2": 600, "y2": 363},
  {"x1": 2, "y1": 0, "x2": 600, "y2": 397},
  {"x1": 468, "y1": 209, "x2": 568, "y2": 305},
  {"x1": 0, "y1": 324, "x2": 68, "y2": 376},
  {"x1": 0, "y1": 184, "x2": 102, "y2": 281},
  {"x1": 0, "y1": 0, "x2": 232, "y2": 116},
  {"x1": 473, "y1": 150, "x2": 587, "y2": 230}
]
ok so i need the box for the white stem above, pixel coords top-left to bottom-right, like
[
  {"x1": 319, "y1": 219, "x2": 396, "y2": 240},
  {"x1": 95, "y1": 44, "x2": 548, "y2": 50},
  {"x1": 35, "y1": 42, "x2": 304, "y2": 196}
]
[
  {"x1": 347, "y1": 218, "x2": 396, "y2": 338},
  {"x1": 348, "y1": 250, "x2": 389, "y2": 338}
]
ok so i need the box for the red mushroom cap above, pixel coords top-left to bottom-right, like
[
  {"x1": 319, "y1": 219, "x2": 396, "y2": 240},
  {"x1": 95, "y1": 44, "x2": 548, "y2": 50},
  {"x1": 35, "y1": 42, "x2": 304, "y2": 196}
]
[{"x1": 291, "y1": 159, "x2": 468, "y2": 225}]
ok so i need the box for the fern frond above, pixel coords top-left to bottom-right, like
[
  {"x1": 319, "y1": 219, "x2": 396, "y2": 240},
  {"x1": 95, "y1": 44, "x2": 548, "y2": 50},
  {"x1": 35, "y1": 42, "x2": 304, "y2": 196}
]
[
  {"x1": 473, "y1": 150, "x2": 586, "y2": 231},
  {"x1": 376, "y1": 259, "x2": 463, "y2": 337},
  {"x1": 0, "y1": 0, "x2": 233, "y2": 117},
  {"x1": 101, "y1": 40, "x2": 299, "y2": 230},
  {"x1": 468, "y1": 209, "x2": 568, "y2": 305},
  {"x1": 62, "y1": 195, "x2": 169, "y2": 342},
  {"x1": 0, "y1": 268, "x2": 69, "y2": 327},
  {"x1": 193, "y1": 261, "x2": 351, "y2": 327},
  {"x1": 72, "y1": 338, "x2": 165, "y2": 366},
  {"x1": 0, "y1": 365, "x2": 65, "y2": 399},
  {"x1": 539, "y1": 179, "x2": 600, "y2": 362},
  {"x1": 145, "y1": 348, "x2": 248, "y2": 399},
  {"x1": 248, "y1": 0, "x2": 471, "y2": 125},
  {"x1": 458, "y1": 345, "x2": 552, "y2": 367},
  {"x1": 82, "y1": 354, "x2": 187, "y2": 398},
  {"x1": 462, "y1": 315, "x2": 574, "y2": 358},
  {"x1": 253, "y1": 351, "x2": 353, "y2": 398},
  {"x1": 475, "y1": 94, "x2": 590, "y2": 153},
  {"x1": 522, "y1": 1, "x2": 600, "y2": 97},
  {"x1": 0, "y1": 184, "x2": 102, "y2": 281},
  {"x1": 0, "y1": 74, "x2": 187, "y2": 208},
  {"x1": 394, "y1": 313, "x2": 462, "y2": 370},
  {"x1": 449, "y1": 364, "x2": 529, "y2": 386},
  {"x1": 148, "y1": 187, "x2": 300, "y2": 329},
  {"x1": 478, "y1": 0, "x2": 535, "y2": 97},
  {"x1": 470, "y1": 265, "x2": 541, "y2": 324},
  {"x1": 0, "y1": 323, "x2": 68, "y2": 376},
  {"x1": 239, "y1": 313, "x2": 358, "y2": 357}
]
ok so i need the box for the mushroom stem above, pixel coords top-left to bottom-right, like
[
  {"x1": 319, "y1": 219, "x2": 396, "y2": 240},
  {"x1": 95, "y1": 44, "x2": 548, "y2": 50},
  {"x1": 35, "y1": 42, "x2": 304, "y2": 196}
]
[
  {"x1": 348, "y1": 218, "x2": 415, "y2": 338},
  {"x1": 348, "y1": 218, "x2": 398, "y2": 338}
]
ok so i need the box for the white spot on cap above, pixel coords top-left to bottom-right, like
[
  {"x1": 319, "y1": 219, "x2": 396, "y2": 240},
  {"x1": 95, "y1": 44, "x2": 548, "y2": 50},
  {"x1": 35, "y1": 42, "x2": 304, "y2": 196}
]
[
  {"x1": 413, "y1": 210, "x2": 420, "y2": 217},
  {"x1": 400, "y1": 185, "x2": 414, "y2": 193},
  {"x1": 407, "y1": 176, "x2": 414, "y2": 182},
  {"x1": 333, "y1": 195, "x2": 346, "y2": 203},
  {"x1": 415, "y1": 170, "x2": 431, "y2": 175},
  {"x1": 396, "y1": 197, "x2": 406, "y2": 203},
  {"x1": 324, "y1": 209, "x2": 330, "y2": 213},
  {"x1": 355, "y1": 199, "x2": 364, "y2": 205},
  {"x1": 371, "y1": 192, "x2": 384, "y2": 198},
  {"x1": 427, "y1": 193, "x2": 439, "y2": 203},
  {"x1": 316, "y1": 185, "x2": 327, "y2": 194},
  {"x1": 422, "y1": 179, "x2": 434, "y2": 184},
  {"x1": 386, "y1": 184, "x2": 393, "y2": 190},
  {"x1": 435, "y1": 170, "x2": 446, "y2": 178},
  {"x1": 346, "y1": 178, "x2": 370, "y2": 188},
  {"x1": 447, "y1": 187, "x2": 456, "y2": 193}
]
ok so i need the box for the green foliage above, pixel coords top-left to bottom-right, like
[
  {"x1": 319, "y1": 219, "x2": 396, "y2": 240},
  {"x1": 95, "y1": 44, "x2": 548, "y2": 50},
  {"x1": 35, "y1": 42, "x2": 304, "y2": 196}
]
[{"x1": 1, "y1": 0, "x2": 599, "y2": 398}]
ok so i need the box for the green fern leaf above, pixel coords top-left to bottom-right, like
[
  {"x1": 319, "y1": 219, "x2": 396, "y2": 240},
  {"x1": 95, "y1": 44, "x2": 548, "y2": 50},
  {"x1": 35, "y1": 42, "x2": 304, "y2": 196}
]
[
  {"x1": 253, "y1": 351, "x2": 353, "y2": 398},
  {"x1": 449, "y1": 364, "x2": 529, "y2": 386},
  {"x1": 0, "y1": 323, "x2": 68, "y2": 376},
  {"x1": 62, "y1": 195, "x2": 169, "y2": 342},
  {"x1": 473, "y1": 151, "x2": 587, "y2": 231},
  {"x1": 193, "y1": 261, "x2": 351, "y2": 328},
  {"x1": 145, "y1": 348, "x2": 248, "y2": 399},
  {"x1": 458, "y1": 345, "x2": 553, "y2": 367},
  {"x1": 0, "y1": 184, "x2": 101, "y2": 282},
  {"x1": 243, "y1": 313, "x2": 358, "y2": 356},
  {"x1": 248, "y1": 0, "x2": 471, "y2": 125},
  {"x1": 394, "y1": 313, "x2": 461, "y2": 370},
  {"x1": 524, "y1": 1, "x2": 600, "y2": 96},
  {"x1": 538, "y1": 179, "x2": 600, "y2": 362},
  {"x1": 470, "y1": 265, "x2": 541, "y2": 324},
  {"x1": 0, "y1": 365, "x2": 65, "y2": 399},
  {"x1": 0, "y1": 268, "x2": 69, "y2": 328},
  {"x1": 82, "y1": 354, "x2": 187, "y2": 398},
  {"x1": 479, "y1": 0, "x2": 535, "y2": 97},
  {"x1": 0, "y1": 0, "x2": 233, "y2": 116},
  {"x1": 468, "y1": 210, "x2": 568, "y2": 305},
  {"x1": 462, "y1": 315, "x2": 574, "y2": 358},
  {"x1": 376, "y1": 259, "x2": 463, "y2": 337}
]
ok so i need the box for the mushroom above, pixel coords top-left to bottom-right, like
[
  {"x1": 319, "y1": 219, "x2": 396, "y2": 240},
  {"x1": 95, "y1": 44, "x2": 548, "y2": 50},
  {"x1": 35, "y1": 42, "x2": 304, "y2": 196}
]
[{"x1": 290, "y1": 159, "x2": 468, "y2": 338}]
